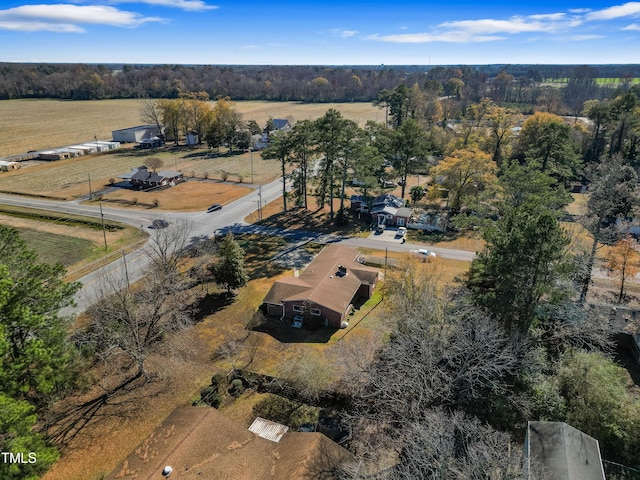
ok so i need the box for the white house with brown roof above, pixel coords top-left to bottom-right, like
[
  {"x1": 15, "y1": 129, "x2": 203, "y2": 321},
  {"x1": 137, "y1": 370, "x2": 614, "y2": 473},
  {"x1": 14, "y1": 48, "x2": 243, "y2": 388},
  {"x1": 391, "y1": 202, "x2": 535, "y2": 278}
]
[{"x1": 262, "y1": 245, "x2": 382, "y2": 328}]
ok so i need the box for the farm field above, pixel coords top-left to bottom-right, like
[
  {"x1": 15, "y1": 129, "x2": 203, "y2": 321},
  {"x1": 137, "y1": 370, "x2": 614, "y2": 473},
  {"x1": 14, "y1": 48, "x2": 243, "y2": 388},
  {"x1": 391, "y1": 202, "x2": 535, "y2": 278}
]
[
  {"x1": 14, "y1": 227, "x2": 94, "y2": 267},
  {"x1": 542, "y1": 77, "x2": 640, "y2": 85},
  {"x1": 0, "y1": 147, "x2": 274, "y2": 205},
  {"x1": 0, "y1": 209, "x2": 147, "y2": 280},
  {"x1": 0, "y1": 99, "x2": 381, "y2": 157}
]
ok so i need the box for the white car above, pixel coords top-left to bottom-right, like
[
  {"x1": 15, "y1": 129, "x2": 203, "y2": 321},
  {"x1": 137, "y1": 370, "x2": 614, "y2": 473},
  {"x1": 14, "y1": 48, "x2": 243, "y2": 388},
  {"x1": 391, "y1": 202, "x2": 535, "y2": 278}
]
[
  {"x1": 410, "y1": 248, "x2": 437, "y2": 261},
  {"x1": 396, "y1": 227, "x2": 407, "y2": 238},
  {"x1": 418, "y1": 248, "x2": 436, "y2": 258}
]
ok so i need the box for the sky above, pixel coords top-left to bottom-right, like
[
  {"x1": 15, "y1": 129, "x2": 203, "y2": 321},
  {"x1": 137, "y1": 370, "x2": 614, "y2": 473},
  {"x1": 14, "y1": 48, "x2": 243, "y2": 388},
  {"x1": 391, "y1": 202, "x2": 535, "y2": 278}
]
[{"x1": 1, "y1": 0, "x2": 640, "y2": 65}]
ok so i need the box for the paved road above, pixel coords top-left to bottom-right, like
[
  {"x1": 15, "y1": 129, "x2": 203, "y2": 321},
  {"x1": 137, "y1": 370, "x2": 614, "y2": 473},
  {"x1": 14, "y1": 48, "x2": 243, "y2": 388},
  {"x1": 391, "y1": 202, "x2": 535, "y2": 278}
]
[
  {"x1": 1, "y1": 182, "x2": 477, "y2": 315},
  {"x1": 0, "y1": 179, "x2": 286, "y2": 314},
  {"x1": 3, "y1": 185, "x2": 617, "y2": 315}
]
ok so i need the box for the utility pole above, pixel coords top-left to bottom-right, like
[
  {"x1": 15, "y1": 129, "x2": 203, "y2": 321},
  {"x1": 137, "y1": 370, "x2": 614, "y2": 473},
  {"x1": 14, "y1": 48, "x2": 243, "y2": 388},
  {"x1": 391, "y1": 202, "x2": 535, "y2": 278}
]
[
  {"x1": 250, "y1": 148, "x2": 254, "y2": 184},
  {"x1": 99, "y1": 200, "x2": 107, "y2": 250},
  {"x1": 258, "y1": 185, "x2": 263, "y2": 221},
  {"x1": 122, "y1": 251, "x2": 130, "y2": 289},
  {"x1": 88, "y1": 173, "x2": 93, "y2": 200}
]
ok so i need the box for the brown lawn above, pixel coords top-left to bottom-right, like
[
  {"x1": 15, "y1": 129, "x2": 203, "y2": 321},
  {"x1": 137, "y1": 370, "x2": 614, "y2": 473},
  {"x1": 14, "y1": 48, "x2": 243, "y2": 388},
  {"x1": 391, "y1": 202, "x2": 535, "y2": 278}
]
[
  {"x1": 96, "y1": 180, "x2": 252, "y2": 211},
  {"x1": 0, "y1": 99, "x2": 381, "y2": 157}
]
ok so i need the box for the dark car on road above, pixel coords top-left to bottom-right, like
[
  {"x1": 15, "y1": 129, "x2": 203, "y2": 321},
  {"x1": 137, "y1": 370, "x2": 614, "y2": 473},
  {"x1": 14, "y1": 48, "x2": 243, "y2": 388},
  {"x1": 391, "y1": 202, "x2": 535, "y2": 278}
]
[
  {"x1": 207, "y1": 203, "x2": 223, "y2": 212},
  {"x1": 151, "y1": 219, "x2": 169, "y2": 229}
]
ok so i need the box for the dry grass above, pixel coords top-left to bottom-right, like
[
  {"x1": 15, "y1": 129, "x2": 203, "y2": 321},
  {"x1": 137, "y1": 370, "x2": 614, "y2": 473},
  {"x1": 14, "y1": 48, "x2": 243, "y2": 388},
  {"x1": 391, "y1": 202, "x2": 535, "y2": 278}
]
[
  {"x1": 566, "y1": 193, "x2": 588, "y2": 216},
  {"x1": 0, "y1": 99, "x2": 381, "y2": 157},
  {"x1": 41, "y1": 237, "x2": 469, "y2": 479},
  {"x1": 96, "y1": 180, "x2": 252, "y2": 211},
  {"x1": 41, "y1": 333, "x2": 213, "y2": 480},
  {"x1": 0, "y1": 210, "x2": 147, "y2": 280}
]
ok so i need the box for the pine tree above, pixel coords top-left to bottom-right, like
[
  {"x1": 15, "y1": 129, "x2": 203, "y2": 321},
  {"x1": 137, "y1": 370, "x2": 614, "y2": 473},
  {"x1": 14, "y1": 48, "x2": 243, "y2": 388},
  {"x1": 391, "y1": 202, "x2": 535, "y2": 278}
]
[{"x1": 212, "y1": 233, "x2": 248, "y2": 293}]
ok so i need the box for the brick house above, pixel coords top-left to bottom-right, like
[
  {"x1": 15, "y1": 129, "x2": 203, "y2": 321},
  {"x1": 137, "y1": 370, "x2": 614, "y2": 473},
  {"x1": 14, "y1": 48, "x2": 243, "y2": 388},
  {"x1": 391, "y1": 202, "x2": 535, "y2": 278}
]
[{"x1": 262, "y1": 245, "x2": 382, "y2": 328}]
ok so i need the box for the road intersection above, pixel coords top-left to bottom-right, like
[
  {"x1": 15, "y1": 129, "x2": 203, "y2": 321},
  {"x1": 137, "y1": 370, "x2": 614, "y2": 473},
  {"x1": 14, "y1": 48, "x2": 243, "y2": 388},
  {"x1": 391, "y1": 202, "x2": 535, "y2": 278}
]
[{"x1": 0, "y1": 179, "x2": 476, "y2": 315}]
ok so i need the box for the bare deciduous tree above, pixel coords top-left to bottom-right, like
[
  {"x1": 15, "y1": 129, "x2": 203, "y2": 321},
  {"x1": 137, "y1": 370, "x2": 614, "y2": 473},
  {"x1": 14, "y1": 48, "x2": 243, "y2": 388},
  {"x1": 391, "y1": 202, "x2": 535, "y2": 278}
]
[
  {"x1": 83, "y1": 263, "x2": 195, "y2": 378},
  {"x1": 145, "y1": 156, "x2": 163, "y2": 173},
  {"x1": 80, "y1": 220, "x2": 198, "y2": 379}
]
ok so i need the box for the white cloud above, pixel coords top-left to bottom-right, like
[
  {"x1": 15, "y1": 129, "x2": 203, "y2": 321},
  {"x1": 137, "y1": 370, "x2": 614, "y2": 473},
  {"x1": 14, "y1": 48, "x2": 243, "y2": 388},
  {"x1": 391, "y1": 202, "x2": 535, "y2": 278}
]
[
  {"x1": 330, "y1": 28, "x2": 359, "y2": 38},
  {"x1": 528, "y1": 13, "x2": 566, "y2": 21},
  {"x1": 366, "y1": 4, "x2": 640, "y2": 45},
  {"x1": 0, "y1": 20, "x2": 84, "y2": 32},
  {"x1": 367, "y1": 32, "x2": 504, "y2": 43},
  {"x1": 622, "y1": 22, "x2": 640, "y2": 29},
  {"x1": 570, "y1": 34, "x2": 605, "y2": 40},
  {"x1": 586, "y1": 2, "x2": 640, "y2": 21},
  {"x1": 0, "y1": 4, "x2": 164, "y2": 32},
  {"x1": 340, "y1": 29, "x2": 358, "y2": 38},
  {"x1": 439, "y1": 15, "x2": 582, "y2": 35},
  {"x1": 110, "y1": 0, "x2": 217, "y2": 12}
]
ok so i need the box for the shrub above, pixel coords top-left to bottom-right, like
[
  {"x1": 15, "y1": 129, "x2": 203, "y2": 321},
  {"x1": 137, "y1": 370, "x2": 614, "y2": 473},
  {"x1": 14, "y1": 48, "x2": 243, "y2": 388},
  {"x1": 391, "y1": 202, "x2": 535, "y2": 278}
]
[
  {"x1": 221, "y1": 171, "x2": 229, "y2": 182},
  {"x1": 199, "y1": 385, "x2": 223, "y2": 408},
  {"x1": 252, "y1": 395, "x2": 319, "y2": 430},
  {"x1": 203, "y1": 171, "x2": 209, "y2": 179},
  {"x1": 211, "y1": 373, "x2": 226, "y2": 387},
  {"x1": 229, "y1": 378, "x2": 244, "y2": 396}
]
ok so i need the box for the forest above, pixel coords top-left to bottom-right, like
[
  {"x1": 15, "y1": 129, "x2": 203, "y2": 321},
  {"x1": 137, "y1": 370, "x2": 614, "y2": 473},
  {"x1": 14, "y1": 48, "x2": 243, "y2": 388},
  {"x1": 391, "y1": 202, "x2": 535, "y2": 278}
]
[{"x1": 1, "y1": 62, "x2": 639, "y2": 104}]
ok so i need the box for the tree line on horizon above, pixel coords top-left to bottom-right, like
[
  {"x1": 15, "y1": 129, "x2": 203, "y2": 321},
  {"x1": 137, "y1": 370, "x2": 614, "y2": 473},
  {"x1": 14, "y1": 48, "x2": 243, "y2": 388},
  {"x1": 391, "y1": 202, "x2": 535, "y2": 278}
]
[
  {"x1": 1, "y1": 62, "x2": 639, "y2": 106},
  {"x1": 2, "y1": 71, "x2": 640, "y2": 478}
]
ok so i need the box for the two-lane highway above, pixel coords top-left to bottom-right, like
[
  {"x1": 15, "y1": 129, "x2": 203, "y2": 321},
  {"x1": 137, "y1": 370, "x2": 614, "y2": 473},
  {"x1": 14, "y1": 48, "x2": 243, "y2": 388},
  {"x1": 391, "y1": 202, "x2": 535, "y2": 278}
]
[
  {"x1": 0, "y1": 178, "x2": 477, "y2": 315},
  {"x1": 0, "y1": 179, "x2": 287, "y2": 314}
]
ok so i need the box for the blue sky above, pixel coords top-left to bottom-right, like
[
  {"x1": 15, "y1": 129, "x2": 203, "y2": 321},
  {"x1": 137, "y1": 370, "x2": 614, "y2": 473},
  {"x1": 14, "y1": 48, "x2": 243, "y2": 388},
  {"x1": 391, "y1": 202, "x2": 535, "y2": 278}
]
[{"x1": 1, "y1": 0, "x2": 640, "y2": 65}]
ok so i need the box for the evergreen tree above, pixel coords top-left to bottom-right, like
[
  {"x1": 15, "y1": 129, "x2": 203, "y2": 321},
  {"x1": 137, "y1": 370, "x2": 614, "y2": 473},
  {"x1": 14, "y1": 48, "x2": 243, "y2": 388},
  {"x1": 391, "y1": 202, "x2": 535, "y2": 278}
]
[
  {"x1": 0, "y1": 393, "x2": 59, "y2": 480},
  {"x1": 212, "y1": 233, "x2": 248, "y2": 293},
  {"x1": 0, "y1": 226, "x2": 80, "y2": 406},
  {"x1": 466, "y1": 201, "x2": 573, "y2": 332},
  {"x1": 261, "y1": 130, "x2": 292, "y2": 213},
  {"x1": 0, "y1": 226, "x2": 81, "y2": 478}
]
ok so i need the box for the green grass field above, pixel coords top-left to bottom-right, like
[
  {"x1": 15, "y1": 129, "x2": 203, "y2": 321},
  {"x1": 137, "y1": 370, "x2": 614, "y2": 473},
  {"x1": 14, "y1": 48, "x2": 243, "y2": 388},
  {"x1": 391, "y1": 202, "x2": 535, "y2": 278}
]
[
  {"x1": 543, "y1": 77, "x2": 640, "y2": 85},
  {"x1": 14, "y1": 226, "x2": 95, "y2": 267}
]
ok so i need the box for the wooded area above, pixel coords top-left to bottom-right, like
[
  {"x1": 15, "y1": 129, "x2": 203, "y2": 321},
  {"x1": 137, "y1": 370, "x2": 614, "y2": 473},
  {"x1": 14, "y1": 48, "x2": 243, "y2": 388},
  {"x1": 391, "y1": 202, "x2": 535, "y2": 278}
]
[{"x1": 1, "y1": 62, "x2": 639, "y2": 104}]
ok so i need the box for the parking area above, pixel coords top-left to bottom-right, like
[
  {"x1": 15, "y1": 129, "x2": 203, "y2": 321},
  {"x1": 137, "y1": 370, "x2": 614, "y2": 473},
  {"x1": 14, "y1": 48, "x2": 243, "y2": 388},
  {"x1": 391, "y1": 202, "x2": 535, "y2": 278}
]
[{"x1": 367, "y1": 226, "x2": 406, "y2": 242}]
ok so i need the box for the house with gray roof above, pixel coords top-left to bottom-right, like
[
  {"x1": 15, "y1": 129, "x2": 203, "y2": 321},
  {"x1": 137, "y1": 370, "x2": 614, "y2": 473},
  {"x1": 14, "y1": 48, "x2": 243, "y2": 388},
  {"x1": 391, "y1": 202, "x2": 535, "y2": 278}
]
[
  {"x1": 120, "y1": 166, "x2": 184, "y2": 188},
  {"x1": 524, "y1": 421, "x2": 606, "y2": 480}
]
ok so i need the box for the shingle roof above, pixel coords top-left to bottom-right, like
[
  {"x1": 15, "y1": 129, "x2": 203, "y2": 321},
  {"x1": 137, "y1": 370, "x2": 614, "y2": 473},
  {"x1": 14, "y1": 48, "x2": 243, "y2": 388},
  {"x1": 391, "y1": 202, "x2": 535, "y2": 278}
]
[
  {"x1": 272, "y1": 119, "x2": 291, "y2": 130},
  {"x1": 107, "y1": 406, "x2": 353, "y2": 480},
  {"x1": 130, "y1": 168, "x2": 182, "y2": 183},
  {"x1": 263, "y1": 277, "x2": 312, "y2": 305},
  {"x1": 265, "y1": 245, "x2": 380, "y2": 316}
]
